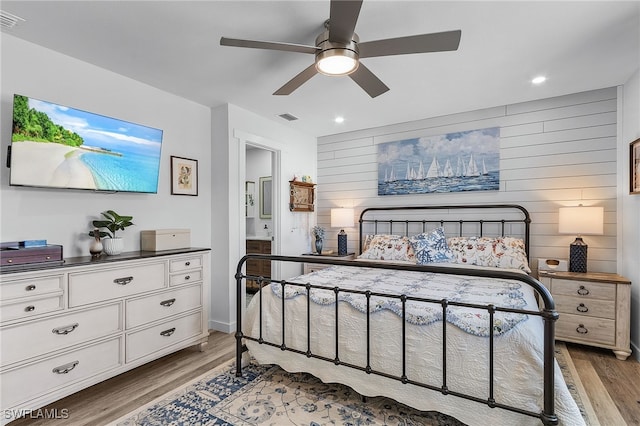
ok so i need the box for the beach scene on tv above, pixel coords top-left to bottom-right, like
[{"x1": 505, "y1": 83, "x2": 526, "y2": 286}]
[{"x1": 10, "y1": 95, "x2": 163, "y2": 193}]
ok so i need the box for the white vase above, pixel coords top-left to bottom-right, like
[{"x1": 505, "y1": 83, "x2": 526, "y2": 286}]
[{"x1": 103, "y1": 238, "x2": 124, "y2": 255}]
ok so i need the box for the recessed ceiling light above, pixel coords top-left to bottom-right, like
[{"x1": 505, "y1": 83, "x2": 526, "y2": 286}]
[
  {"x1": 334, "y1": 116, "x2": 345, "y2": 124},
  {"x1": 532, "y1": 76, "x2": 546, "y2": 85}
]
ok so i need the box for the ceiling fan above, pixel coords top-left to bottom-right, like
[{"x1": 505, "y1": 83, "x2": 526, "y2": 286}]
[{"x1": 220, "y1": 0, "x2": 461, "y2": 98}]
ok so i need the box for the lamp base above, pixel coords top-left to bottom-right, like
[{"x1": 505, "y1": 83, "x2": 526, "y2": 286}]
[
  {"x1": 569, "y1": 237, "x2": 588, "y2": 273},
  {"x1": 337, "y1": 230, "x2": 347, "y2": 256}
]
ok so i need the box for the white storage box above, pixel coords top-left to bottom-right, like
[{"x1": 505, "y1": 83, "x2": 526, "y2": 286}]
[
  {"x1": 537, "y1": 258, "x2": 568, "y2": 272},
  {"x1": 141, "y1": 229, "x2": 191, "y2": 251}
]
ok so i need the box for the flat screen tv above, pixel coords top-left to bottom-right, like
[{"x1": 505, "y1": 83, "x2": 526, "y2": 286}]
[{"x1": 9, "y1": 94, "x2": 163, "y2": 193}]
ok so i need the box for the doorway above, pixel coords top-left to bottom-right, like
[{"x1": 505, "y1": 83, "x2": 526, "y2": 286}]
[{"x1": 244, "y1": 145, "x2": 275, "y2": 305}]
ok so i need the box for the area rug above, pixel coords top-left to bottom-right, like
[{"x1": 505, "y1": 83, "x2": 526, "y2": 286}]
[{"x1": 112, "y1": 343, "x2": 593, "y2": 426}]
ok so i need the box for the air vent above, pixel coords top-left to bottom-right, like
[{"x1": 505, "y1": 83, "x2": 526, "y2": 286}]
[
  {"x1": 278, "y1": 113, "x2": 298, "y2": 122},
  {"x1": 0, "y1": 10, "x2": 25, "y2": 29}
]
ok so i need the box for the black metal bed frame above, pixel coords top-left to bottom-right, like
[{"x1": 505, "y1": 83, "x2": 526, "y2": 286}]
[{"x1": 235, "y1": 204, "x2": 559, "y2": 425}]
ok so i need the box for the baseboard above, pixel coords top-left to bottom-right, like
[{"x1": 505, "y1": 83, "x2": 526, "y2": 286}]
[
  {"x1": 631, "y1": 341, "x2": 639, "y2": 362},
  {"x1": 209, "y1": 319, "x2": 234, "y2": 333}
]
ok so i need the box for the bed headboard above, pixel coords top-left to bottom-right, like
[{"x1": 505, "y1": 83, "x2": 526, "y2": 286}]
[{"x1": 358, "y1": 204, "x2": 531, "y2": 260}]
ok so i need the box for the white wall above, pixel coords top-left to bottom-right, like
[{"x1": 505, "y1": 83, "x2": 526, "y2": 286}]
[
  {"x1": 620, "y1": 69, "x2": 640, "y2": 358},
  {"x1": 317, "y1": 88, "x2": 619, "y2": 274},
  {"x1": 210, "y1": 104, "x2": 316, "y2": 333},
  {"x1": 1, "y1": 35, "x2": 212, "y2": 255}
]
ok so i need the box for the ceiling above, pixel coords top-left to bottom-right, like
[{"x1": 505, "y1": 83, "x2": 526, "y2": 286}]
[{"x1": 1, "y1": 1, "x2": 638, "y2": 137}]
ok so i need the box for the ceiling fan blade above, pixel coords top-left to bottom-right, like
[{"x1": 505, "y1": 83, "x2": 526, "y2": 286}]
[
  {"x1": 328, "y1": 0, "x2": 363, "y2": 44},
  {"x1": 220, "y1": 37, "x2": 319, "y2": 54},
  {"x1": 358, "y1": 30, "x2": 462, "y2": 58},
  {"x1": 273, "y1": 64, "x2": 319, "y2": 95},
  {"x1": 349, "y1": 63, "x2": 389, "y2": 98}
]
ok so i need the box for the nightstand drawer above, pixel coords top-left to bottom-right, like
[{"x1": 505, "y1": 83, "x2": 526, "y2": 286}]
[
  {"x1": 551, "y1": 279, "x2": 615, "y2": 300},
  {"x1": 304, "y1": 263, "x2": 333, "y2": 274},
  {"x1": 557, "y1": 313, "x2": 615, "y2": 346},
  {"x1": 553, "y1": 295, "x2": 615, "y2": 319}
]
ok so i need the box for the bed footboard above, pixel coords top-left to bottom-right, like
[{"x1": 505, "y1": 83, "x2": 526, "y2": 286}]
[{"x1": 235, "y1": 255, "x2": 559, "y2": 426}]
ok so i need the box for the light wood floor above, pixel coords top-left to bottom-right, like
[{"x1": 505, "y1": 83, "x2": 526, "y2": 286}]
[{"x1": 9, "y1": 332, "x2": 640, "y2": 425}]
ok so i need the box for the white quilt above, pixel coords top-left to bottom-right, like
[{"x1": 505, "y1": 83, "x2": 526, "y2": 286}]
[{"x1": 243, "y1": 265, "x2": 585, "y2": 426}]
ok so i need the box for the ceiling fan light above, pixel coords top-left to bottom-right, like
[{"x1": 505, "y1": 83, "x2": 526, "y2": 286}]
[{"x1": 316, "y1": 49, "x2": 359, "y2": 76}]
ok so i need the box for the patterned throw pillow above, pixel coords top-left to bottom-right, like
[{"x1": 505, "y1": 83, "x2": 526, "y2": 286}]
[
  {"x1": 357, "y1": 234, "x2": 416, "y2": 262},
  {"x1": 409, "y1": 227, "x2": 453, "y2": 264},
  {"x1": 447, "y1": 236, "x2": 531, "y2": 273}
]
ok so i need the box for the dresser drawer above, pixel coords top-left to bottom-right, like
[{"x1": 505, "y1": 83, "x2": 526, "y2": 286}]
[
  {"x1": 0, "y1": 293, "x2": 64, "y2": 322},
  {"x1": 553, "y1": 295, "x2": 615, "y2": 319},
  {"x1": 169, "y1": 269, "x2": 203, "y2": 286},
  {"x1": 68, "y1": 262, "x2": 165, "y2": 307},
  {"x1": 0, "y1": 275, "x2": 64, "y2": 301},
  {"x1": 1, "y1": 337, "x2": 121, "y2": 410},
  {"x1": 1, "y1": 303, "x2": 121, "y2": 367},
  {"x1": 169, "y1": 256, "x2": 202, "y2": 273},
  {"x1": 556, "y1": 313, "x2": 616, "y2": 346},
  {"x1": 125, "y1": 311, "x2": 202, "y2": 362},
  {"x1": 551, "y1": 279, "x2": 615, "y2": 300},
  {"x1": 126, "y1": 284, "x2": 202, "y2": 329}
]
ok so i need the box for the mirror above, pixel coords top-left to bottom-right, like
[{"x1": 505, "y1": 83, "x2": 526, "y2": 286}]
[{"x1": 259, "y1": 176, "x2": 272, "y2": 219}]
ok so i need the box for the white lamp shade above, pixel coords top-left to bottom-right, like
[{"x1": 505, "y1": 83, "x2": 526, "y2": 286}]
[
  {"x1": 331, "y1": 208, "x2": 355, "y2": 229},
  {"x1": 558, "y1": 206, "x2": 604, "y2": 235}
]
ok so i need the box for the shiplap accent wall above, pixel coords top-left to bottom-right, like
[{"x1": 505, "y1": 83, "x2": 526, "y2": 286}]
[{"x1": 317, "y1": 87, "x2": 618, "y2": 274}]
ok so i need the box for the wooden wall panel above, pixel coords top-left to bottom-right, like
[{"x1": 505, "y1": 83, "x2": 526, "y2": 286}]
[{"x1": 316, "y1": 87, "x2": 619, "y2": 273}]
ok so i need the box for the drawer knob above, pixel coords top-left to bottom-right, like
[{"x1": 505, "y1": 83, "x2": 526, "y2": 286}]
[
  {"x1": 160, "y1": 327, "x2": 176, "y2": 337},
  {"x1": 24, "y1": 305, "x2": 36, "y2": 312},
  {"x1": 184, "y1": 275, "x2": 191, "y2": 280},
  {"x1": 160, "y1": 298, "x2": 176, "y2": 307},
  {"x1": 52, "y1": 323, "x2": 79, "y2": 335},
  {"x1": 25, "y1": 284, "x2": 37, "y2": 291},
  {"x1": 576, "y1": 324, "x2": 588, "y2": 334},
  {"x1": 52, "y1": 360, "x2": 79, "y2": 374},
  {"x1": 185, "y1": 261, "x2": 191, "y2": 266},
  {"x1": 576, "y1": 303, "x2": 589, "y2": 313},
  {"x1": 114, "y1": 276, "x2": 134, "y2": 285},
  {"x1": 577, "y1": 285, "x2": 590, "y2": 296}
]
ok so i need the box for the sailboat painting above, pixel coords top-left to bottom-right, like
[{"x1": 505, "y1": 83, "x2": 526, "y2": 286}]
[{"x1": 378, "y1": 127, "x2": 500, "y2": 195}]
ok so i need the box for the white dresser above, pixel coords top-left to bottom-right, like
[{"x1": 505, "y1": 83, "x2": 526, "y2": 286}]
[{"x1": 0, "y1": 248, "x2": 210, "y2": 424}]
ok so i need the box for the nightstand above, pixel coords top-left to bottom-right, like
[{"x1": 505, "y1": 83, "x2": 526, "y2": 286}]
[
  {"x1": 301, "y1": 253, "x2": 355, "y2": 274},
  {"x1": 538, "y1": 270, "x2": 631, "y2": 360}
]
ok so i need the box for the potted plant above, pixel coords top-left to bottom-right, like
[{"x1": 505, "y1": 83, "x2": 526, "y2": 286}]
[
  {"x1": 89, "y1": 210, "x2": 134, "y2": 255},
  {"x1": 312, "y1": 225, "x2": 325, "y2": 255}
]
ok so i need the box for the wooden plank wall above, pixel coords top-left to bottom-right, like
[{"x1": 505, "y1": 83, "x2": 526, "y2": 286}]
[{"x1": 316, "y1": 87, "x2": 618, "y2": 274}]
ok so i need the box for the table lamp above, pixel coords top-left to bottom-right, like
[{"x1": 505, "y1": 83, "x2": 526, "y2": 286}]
[
  {"x1": 331, "y1": 208, "x2": 354, "y2": 256},
  {"x1": 558, "y1": 205, "x2": 603, "y2": 273}
]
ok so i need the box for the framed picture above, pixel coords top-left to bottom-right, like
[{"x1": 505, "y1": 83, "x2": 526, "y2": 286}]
[
  {"x1": 259, "y1": 176, "x2": 272, "y2": 219},
  {"x1": 377, "y1": 127, "x2": 500, "y2": 195},
  {"x1": 631, "y1": 138, "x2": 640, "y2": 195},
  {"x1": 171, "y1": 156, "x2": 198, "y2": 196}
]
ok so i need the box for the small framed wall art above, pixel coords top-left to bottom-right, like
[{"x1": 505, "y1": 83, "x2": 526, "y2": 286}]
[
  {"x1": 631, "y1": 138, "x2": 640, "y2": 195},
  {"x1": 171, "y1": 156, "x2": 198, "y2": 196}
]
